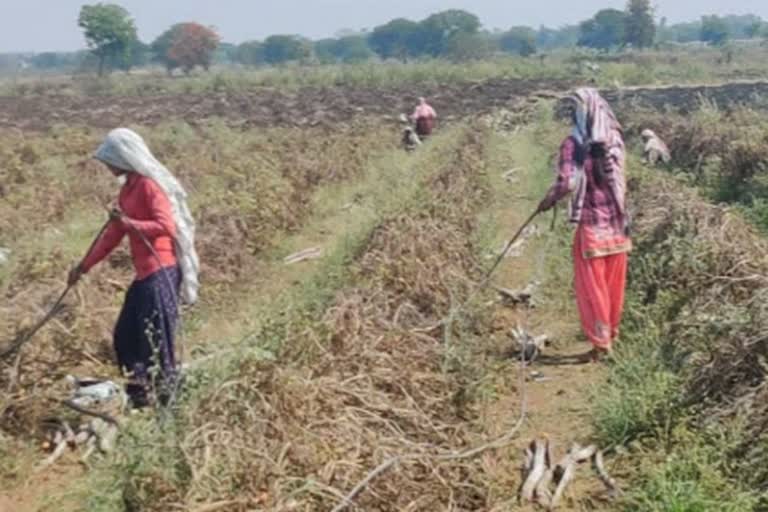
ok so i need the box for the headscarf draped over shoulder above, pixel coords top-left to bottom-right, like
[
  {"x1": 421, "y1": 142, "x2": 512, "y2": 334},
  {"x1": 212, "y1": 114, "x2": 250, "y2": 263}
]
[
  {"x1": 96, "y1": 128, "x2": 200, "y2": 305},
  {"x1": 567, "y1": 88, "x2": 627, "y2": 226}
]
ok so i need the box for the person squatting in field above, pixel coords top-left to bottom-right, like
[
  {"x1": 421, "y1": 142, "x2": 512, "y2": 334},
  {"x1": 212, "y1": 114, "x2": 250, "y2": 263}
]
[
  {"x1": 538, "y1": 88, "x2": 631, "y2": 361},
  {"x1": 641, "y1": 128, "x2": 671, "y2": 166},
  {"x1": 68, "y1": 128, "x2": 200, "y2": 406},
  {"x1": 402, "y1": 126, "x2": 422, "y2": 152},
  {"x1": 411, "y1": 97, "x2": 438, "y2": 140}
]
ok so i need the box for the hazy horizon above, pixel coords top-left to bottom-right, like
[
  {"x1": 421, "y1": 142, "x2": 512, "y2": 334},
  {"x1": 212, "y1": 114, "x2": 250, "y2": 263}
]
[{"x1": 4, "y1": 0, "x2": 768, "y2": 53}]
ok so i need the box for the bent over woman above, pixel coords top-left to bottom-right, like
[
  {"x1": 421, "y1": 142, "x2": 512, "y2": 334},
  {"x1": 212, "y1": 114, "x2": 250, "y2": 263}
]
[
  {"x1": 69, "y1": 128, "x2": 200, "y2": 405},
  {"x1": 411, "y1": 97, "x2": 438, "y2": 140},
  {"x1": 538, "y1": 88, "x2": 631, "y2": 360}
]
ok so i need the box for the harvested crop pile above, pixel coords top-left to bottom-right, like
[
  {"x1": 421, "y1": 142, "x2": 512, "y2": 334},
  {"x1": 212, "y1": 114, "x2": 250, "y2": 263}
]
[
  {"x1": 119, "y1": 127, "x2": 502, "y2": 511},
  {"x1": 0, "y1": 120, "x2": 391, "y2": 438},
  {"x1": 628, "y1": 171, "x2": 768, "y2": 492}
]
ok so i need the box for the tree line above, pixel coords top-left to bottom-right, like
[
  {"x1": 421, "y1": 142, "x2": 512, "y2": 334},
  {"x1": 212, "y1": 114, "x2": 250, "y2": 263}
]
[{"x1": 20, "y1": 2, "x2": 768, "y2": 75}]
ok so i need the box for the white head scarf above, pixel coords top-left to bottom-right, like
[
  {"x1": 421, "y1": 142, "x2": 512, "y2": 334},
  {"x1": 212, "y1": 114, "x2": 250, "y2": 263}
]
[{"x1": 96, "y1": 128, "x2": 200, "y2": 305}]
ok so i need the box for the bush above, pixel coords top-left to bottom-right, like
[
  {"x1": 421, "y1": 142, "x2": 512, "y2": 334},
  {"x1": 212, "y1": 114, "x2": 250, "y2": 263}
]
[
  {"x1": 626, "y1": 105, "x2": 768, "y2": 231},
  {"x1": 591, "y1": 167, "x2": 768, "y2": 508}
]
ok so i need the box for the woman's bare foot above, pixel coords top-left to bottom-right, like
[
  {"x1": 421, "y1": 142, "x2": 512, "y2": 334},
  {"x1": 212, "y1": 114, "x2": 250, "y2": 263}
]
[
  {"x1": 576, "y1": 346, "x2": 613, "y2": 364},
  {"x1": 576, "y1": 349, "x2": 597, "y2": 364},
  {"x1": 591, "y1": 346, "x2": 613, "y2": 363}
]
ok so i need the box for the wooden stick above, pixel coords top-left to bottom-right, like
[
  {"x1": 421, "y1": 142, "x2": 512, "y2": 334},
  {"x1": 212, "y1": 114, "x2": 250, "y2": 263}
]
[
  {"x1": 330, "y1": 457, "x2": 401, "y2": 512},
  {"x1": 534, "y1": 441, "x2": 555, "y2": 506},
  {"x1": 191, "y1": 500, "x2": 244, "y2": 512},
  {"x1": 0, "y1": 285, "x2": 72, "y2": 359},
  {"x1": 594, "y1": 451, "x2": 621, "y2": 496},
  {"x1": 548, "y1": 444, "x2": 598, "y2": 510},
  {"x1": 62, "y1": 399, "x2": 119, "y2": 426},
  {"x1": 482, "y1": 210, "x2": 540, "y2": 285},
  {"x1": 0, "y1": 218, "x2": 111, "y2": 360},
  {"x1": 521, "y1": 438, "x2": 549, "y2": 502},
  {"x1": 549, "y1": 460, "x2": 576, "y2": 510},
  {"x1": 284, "y1": 247, "x2": 323, "y2": 265}
]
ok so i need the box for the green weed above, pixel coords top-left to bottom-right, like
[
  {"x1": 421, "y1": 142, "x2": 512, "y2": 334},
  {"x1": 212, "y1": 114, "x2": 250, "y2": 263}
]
[{"x1": 625, "y1": 427, "x2": 759, "y2": 512}]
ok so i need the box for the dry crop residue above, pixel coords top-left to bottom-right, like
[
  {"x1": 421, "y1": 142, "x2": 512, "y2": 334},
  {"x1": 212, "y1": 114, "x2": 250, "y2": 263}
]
[
  {"x1": 120, "y1": 127, "x2": 506, "y2": 511},
  {"x1": 0, "y1": 121, "x2": 393, "y2": 487}
]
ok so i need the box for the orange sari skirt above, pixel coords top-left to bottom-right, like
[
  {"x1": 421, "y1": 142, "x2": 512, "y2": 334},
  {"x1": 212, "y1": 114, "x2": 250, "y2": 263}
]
[{"x1": 573, "y1": 224, "x2": 631, "y2": 350}]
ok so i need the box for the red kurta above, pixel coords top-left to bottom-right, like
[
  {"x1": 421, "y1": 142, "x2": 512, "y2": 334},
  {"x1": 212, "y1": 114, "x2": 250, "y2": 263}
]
[{"x1": 81, "y1": 174, "x2": 177, "y2": 279}]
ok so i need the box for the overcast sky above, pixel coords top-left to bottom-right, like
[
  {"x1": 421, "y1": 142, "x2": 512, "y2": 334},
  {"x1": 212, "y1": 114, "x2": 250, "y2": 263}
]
[{"x1": 3, "y1": 0, "x2": 768, "y2": 52}]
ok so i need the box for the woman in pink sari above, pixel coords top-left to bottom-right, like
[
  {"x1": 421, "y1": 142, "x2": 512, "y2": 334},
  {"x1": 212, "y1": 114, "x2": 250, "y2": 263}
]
[
  {"x1": 538, "y1": 88, "x2": 631, "y2": 361},
  {"x1": 411, "y1": 97, "x2": 437, "y2": 140}
]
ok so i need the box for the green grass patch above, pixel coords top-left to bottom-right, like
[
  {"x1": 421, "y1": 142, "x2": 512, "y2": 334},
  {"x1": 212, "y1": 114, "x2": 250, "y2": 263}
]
[{"x1": 590, "y1": 163, "x2": 766, "y2": 509}]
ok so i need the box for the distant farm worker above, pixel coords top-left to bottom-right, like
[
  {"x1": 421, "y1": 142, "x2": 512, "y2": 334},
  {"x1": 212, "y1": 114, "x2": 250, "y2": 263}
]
[
  {"x1": 67, "y1": 128, "x2": 200, "y2": 407},
  {"x1": 641, "y1": 129, "x2": 671, "y2": 166},
  {"x1": 402, "y1": 126, "x2": 422, "y2": 152},
  {"x1": 411, "y1": 97, "x2": 438, "y2": 140},
  {"x1": 537, "y1": 88, "x2": 631, "y2": 361}
]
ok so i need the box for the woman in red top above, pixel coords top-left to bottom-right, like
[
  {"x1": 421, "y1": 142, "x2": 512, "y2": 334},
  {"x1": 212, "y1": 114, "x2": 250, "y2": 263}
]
[
  {"x1": 69, "y1": 128, "x2": 199, "y2": 406},
  {"x1": 538, "y1": 89, "x2": 630, "y2": 361}
]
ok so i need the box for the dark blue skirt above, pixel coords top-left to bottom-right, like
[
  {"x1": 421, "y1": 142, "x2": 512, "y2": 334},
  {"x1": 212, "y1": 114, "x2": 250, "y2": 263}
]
[{"x1": 114, "y1": 266, "x2": 180, "y2": 401}]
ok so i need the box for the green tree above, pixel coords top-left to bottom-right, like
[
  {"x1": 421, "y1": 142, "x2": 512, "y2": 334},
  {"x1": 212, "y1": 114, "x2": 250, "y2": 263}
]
[
  {"x1": 151, "y1": 24, "x2": 180, "y2": 68},
  {"x1": 578, "y1": 9, "x2": 627, "y2": 50},
  {"x1": 746, "y1": 21, "x2": 763, "y2": 39},
  {"x1": 215, "y1": 43, "x2": 239, "y2": 65},
  {"x1": 536, "y1": 25, "x2": 579, "y2": 49},
  {"x1": 262, "y1": 35, "x2": 311, "y2": 65},
  {"x1": 420, "y1": 9, "x2": 481, "y2": 56},
  {"x1": 314, "y1": 38, "x2": 339, "y2": 64},
  {"x1": 236, "y1": 41, "x2": 265, "y2": 66},
  {"x1": 368, "y1": 18, "x2": 422, "y2": 61},
  {"x1": 500, "y1": 26, "x2": 537, "y2": 56},
  {"x1": 444, "y1": 32, "x2": 493, "y2": 61},
  {"x1": 315, "y1": 36, "x2": 374, "y2": 64},
  {"x1": 660, "y1": 20, "x2": 702, "y2": 43},
  {"x1": 31, "y1": 52, "x2": 63, "y2": 70},
  {"x1": 722, "y1": 14, "x2": 764, "y2": 39},
  {"x1": 624, "y1": 0, "x2": 656, "y2": 48},
  {"x1": 701, "y1": 15, "x2": 730, "y2": 46},
  {"x1": 115, "y1": 40, "x2": 149, "y2": 71},
  {"x1": 335, "y1": 35, "x2": 374, "y2": 63},
  {"x1": 78, "y1": 3, "x2": 138, "y2": 76}
]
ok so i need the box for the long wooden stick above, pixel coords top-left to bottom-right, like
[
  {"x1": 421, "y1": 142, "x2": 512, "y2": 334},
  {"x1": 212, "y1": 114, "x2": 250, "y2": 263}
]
[
  {"x1": 62, "y1": 399, "x2": 119, "y2": 426},
  {"x1": 482, "y1": 209, "x2": 540, "y2": 285},
  {"x1": 0, "y1": 285, "x2": 72, "y2": 360},
  {"x1": 0, "y1": 219, "x2": 111, "y2": 360}
]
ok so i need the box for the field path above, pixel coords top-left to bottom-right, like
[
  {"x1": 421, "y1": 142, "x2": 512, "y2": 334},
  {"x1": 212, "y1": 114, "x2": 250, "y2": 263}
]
[{"x1": 478, "y1": 128, "x2": 612, "y2": 510}]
